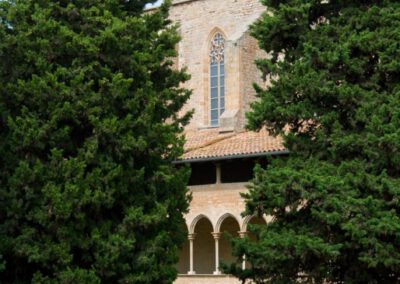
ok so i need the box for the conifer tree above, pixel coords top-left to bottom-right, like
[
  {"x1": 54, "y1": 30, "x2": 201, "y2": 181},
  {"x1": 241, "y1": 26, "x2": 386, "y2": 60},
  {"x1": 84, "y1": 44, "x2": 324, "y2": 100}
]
[
  {"x1": 228, "y1": 1, "x2": 400, "y2": 283},
  {"x1": 0, "y1": 1, "x2": 191, "y2": 283}
]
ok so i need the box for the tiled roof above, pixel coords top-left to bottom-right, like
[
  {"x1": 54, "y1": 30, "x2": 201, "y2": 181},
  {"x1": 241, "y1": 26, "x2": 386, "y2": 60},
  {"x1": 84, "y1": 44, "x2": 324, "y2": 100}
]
[{"x1": 181, "y1": 128, "x2": 286, "y2": 161}]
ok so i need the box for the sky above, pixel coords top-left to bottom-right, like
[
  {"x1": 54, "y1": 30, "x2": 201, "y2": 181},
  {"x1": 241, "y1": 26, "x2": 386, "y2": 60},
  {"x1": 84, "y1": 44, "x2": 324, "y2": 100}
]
[{"x1": 145, "y1": 0, "x2": 164, "y2": 8}]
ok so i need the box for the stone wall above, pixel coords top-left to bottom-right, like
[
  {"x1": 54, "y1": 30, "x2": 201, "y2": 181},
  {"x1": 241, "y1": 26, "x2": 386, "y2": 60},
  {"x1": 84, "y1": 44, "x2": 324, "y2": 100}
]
[
  {"x1": 169, "y1": 0, "x2": 266, "y2": 130},
  {"x1": 175, "y1": 275, "x2": 241, "y2": 284},
  {"x1": 185, "y1": 183, "x2": 247, "y2": 232},
  {"x1": 167, "y1": 1, "x2": 270, "y2": 282},
  {"x1": 176, "y1": 183, "x2": 246, "y2": 276},
  {"x1": 176, "y1": 183, "x2": 271, "y2": 276},
  {"x1": 238, "y1": 31, "x2": 268, "y2": 129}
]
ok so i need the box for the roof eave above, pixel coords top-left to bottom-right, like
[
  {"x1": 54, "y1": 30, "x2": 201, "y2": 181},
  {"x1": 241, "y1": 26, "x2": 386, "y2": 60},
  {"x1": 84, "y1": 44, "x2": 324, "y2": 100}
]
[{"x1": 173, "y1": 149, "x2": 289, "y2": 164}]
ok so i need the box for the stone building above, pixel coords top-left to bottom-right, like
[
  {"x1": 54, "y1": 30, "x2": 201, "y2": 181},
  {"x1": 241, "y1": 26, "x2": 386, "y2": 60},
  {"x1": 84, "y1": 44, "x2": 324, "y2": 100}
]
[{"x1": 149, "y1": 1, "x2": 286, "y2": 283}]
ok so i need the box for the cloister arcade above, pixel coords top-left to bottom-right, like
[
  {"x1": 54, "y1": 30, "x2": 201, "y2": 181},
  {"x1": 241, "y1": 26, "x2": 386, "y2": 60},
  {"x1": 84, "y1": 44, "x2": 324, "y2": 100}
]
[{"x1": 176, "y1": 213, "x2": 268, "y2": 275}]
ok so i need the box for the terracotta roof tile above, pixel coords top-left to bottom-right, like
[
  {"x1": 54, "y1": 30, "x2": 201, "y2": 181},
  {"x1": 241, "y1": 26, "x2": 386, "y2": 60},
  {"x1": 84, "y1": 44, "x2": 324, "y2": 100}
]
[{"x1": 181, "y1": 128, "x2": 286, "y2": 161}]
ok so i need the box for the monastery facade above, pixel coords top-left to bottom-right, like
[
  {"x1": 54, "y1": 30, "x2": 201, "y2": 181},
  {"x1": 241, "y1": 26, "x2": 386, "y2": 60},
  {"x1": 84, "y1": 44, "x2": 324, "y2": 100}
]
[{"x1": 149, "y1": 1, "x2": 286, "y2": 283}]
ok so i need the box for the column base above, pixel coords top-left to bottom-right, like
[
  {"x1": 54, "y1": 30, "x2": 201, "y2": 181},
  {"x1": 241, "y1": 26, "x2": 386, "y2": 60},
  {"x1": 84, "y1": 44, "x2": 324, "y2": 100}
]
[
  {"x1": 213, "y1": 270, "x2": 221, "y2": 275},
  {"x1": 188, "y1": 271, "x2": 196, "y2": 275}
]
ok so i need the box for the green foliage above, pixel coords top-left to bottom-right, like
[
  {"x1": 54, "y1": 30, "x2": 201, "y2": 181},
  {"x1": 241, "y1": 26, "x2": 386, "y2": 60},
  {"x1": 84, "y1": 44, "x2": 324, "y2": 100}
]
[
  {"x1": 227, "y1": 0, "x2": 400, "y2": 283},
  {"x1": 0, "y1": 0, "x2": 191, "y2": 283}
]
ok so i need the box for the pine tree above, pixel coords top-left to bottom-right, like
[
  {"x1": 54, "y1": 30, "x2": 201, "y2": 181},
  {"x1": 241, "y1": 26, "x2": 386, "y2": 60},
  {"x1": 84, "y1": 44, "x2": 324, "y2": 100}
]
[
  {"x1": 228, "y1": 1, "x2": 400, "y2": 283},
  {"x1": 0, "y1": 1, "x2": 191, "y2": 283}
]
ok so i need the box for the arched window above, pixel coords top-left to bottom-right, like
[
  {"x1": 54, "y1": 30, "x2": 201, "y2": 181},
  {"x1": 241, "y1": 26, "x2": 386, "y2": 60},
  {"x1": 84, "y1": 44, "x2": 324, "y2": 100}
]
[{"x1": 210, "y1": 33, "x2": 225, "y2": 126}]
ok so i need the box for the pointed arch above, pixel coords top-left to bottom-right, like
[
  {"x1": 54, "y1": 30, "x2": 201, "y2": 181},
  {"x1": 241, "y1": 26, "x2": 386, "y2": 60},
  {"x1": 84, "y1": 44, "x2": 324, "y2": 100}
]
[
  {"x1": 215, "y1": 213, "x2": 240, "y2": 233},
  {"x1": 206, "y1": 27, "x2": 227, "y2": 48},
  {"x1": 190, "y1": 214, "x2": 215, "y2": 274},
  {"x1": 241, "y1": 215, "x2": 254, "y2": 232},
  {"x1": 217, "y1": 213, "x2": 241, "y2": 267},
  {"x1": 242, "y1": 214, "x2": 269, "y2": 232},
  {"x1": 189, "y1": 214, "x2": 213, "y2": 234}
]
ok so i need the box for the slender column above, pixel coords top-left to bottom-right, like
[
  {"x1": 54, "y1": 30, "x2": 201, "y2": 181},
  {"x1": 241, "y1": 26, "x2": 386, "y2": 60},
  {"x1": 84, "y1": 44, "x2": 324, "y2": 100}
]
[
  {"x1": 239, "y1": 231, "x2": 247, "y2": 270},
  {"x1": 188, "y1": 233, "x2": 196, "y2": 275},
  {"x1": 212, "y1": 232, "x2": 222, "y2": 274},
  {"x1": 215, "y1": 163, "x2": 221, "y2": 184}
]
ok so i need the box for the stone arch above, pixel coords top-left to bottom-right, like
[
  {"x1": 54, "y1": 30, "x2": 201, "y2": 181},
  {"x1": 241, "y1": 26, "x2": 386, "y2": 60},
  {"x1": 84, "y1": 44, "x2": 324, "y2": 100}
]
[
  {"x1": 242, "y1": 215, "x2": 268, "y2": 243},
  {"x1": 219, "y1": 214, "x2": 241, "y2": 269},
  {"x1": 189, "y1": 214, "x2": 213, "y2": 234},
  {"x1": 192, "y1": 215, "x2": 215, "y2": 274},
  {"x1": 241, "y1": 215, "x2": 253, "y2": 232},
  {"x1": 242, "y1": 214, "x2": 269, "y2": 232},
  {"x1": 206, "y1": 27, "x2": 227, "y2": 53},
  {"x1": 215, "y1": 212, "x2": 240, "y2": 233}
]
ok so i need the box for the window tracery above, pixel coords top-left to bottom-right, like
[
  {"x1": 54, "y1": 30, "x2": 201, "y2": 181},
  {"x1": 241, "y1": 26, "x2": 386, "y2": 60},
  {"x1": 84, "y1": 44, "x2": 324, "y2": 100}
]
[
  {"x1": 209, "y1": 32, "x2": 225, "y2": 126},
  {"x1": 210, "y1": 33, "x2": 225, "y2": 64}
]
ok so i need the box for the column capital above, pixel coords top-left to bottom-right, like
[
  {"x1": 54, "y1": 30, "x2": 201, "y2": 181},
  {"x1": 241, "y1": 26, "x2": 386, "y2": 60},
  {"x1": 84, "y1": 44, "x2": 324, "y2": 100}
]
[
  {"x1": 188, "y1": 233, "x2": 196, "y2": 240},
  {"x1": 238, "y1": 231, "x2": 247, "y2": 238},
  {"x1": 212, "y1": 232, "x2": 222, "y2": 239}
]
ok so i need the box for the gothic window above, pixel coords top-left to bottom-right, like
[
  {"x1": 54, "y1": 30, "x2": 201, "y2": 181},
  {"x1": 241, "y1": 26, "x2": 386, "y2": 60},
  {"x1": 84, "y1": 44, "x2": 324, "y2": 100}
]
[{"x1": 210, "y1": 33, "x2": 225, "y2": 126}]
